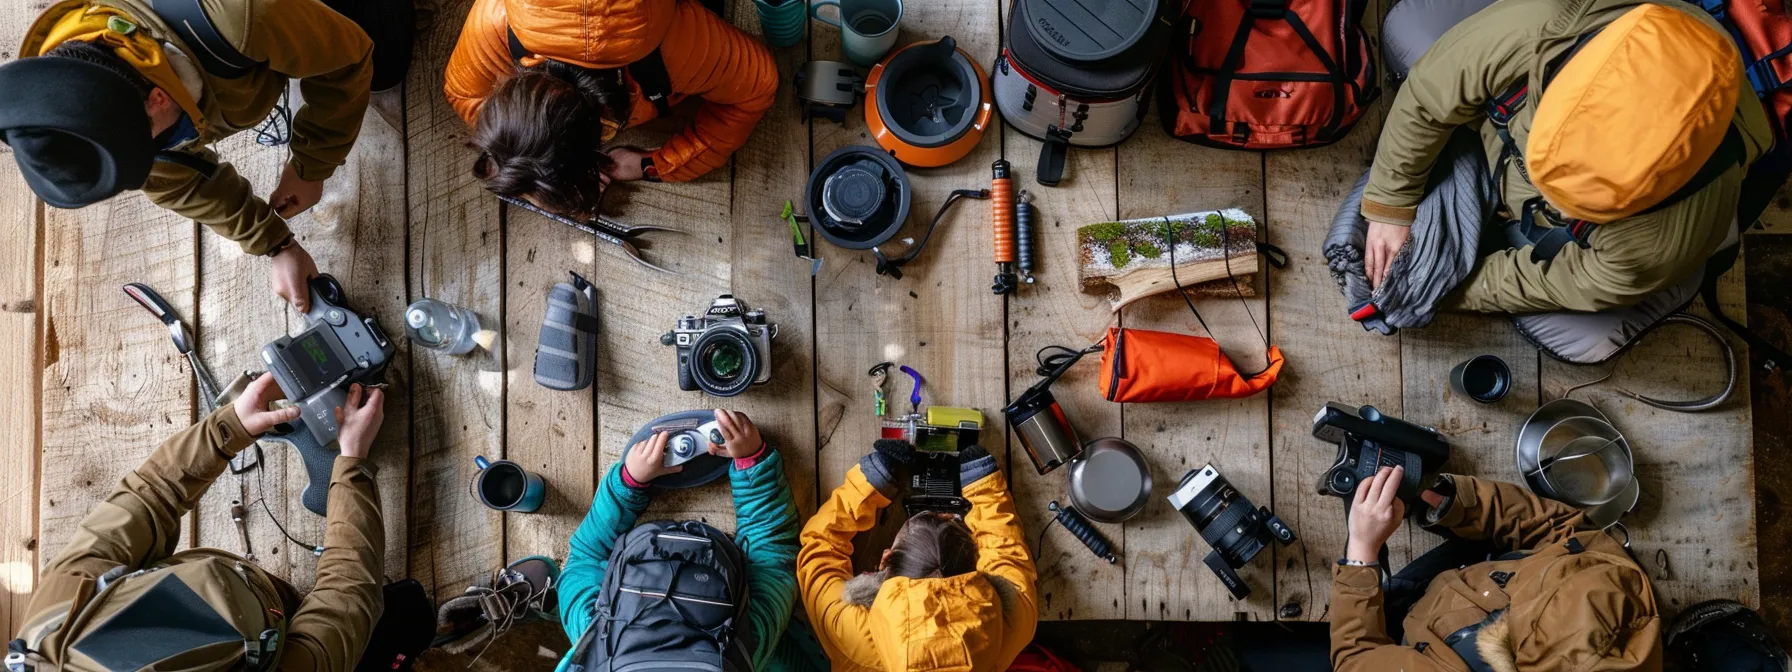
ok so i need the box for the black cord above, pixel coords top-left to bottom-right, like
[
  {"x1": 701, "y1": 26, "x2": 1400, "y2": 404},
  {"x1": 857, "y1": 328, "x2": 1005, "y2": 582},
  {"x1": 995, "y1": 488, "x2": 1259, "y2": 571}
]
[
  {"x1": 1033, "y1": 343, "x2": 1102, "y2": 379},
  {"x1": 1164, "y1": 216, "x2": 1273, "y2": 374},
  {"x1": 249, "y1": 453, "x2": 326, "y2": 555},
  {"x1": 874, "y1": 189, "x2": 990, "y2": 278},
  {"x1": 253, "y1": 90, "x2": 293, "y2": 147}
]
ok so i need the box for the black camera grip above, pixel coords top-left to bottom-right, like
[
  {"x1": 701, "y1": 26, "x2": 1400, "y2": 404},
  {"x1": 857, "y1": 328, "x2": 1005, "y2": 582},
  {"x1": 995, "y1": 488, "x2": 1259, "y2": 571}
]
[{"x1": 262, "y1": 422, "x2": 338, "y2": 516}]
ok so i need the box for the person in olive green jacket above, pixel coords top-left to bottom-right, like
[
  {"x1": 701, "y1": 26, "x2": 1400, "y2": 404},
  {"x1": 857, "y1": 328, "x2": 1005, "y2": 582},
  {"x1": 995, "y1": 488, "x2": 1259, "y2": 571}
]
[
  {"x1": 0, "y1": 0, "x2": 405, "y2": 313},
  {"x1": 13, "y1": 375, "x2": 388, "y2": 670},
  {"x1": 1360, "y1": 0, "x2": 1773, "y2": 314}
]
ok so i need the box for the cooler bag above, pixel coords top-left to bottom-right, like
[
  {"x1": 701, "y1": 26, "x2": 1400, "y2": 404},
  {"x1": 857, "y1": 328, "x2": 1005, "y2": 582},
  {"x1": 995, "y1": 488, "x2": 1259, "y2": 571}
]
[
  {"x1": 1160, "y1": 0, "x2": 1378, "y2": 149},
  {"x1": 995, "y1": 0, "x2": 1172, "y2": 186}
]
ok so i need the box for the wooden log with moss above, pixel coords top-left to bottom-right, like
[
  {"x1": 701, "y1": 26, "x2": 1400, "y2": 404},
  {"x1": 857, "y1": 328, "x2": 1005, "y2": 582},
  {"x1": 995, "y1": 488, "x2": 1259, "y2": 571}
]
[{"x1": 1077, "y1": 209, "x2": 1259, "y2": 312}]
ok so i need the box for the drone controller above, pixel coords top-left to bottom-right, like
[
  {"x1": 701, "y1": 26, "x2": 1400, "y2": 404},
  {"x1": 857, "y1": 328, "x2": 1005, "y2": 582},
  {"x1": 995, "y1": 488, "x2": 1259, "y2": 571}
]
[
  {"x1": 260, "y1": 275, "x2": 396, "y2": 515},
  {"x1": 664, "y1": 420, "x2": 725, "y2": 468}
]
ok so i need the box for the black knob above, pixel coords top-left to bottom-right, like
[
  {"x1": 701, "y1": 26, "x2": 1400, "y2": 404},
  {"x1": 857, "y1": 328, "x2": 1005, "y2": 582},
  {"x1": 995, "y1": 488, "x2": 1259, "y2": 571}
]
[{"x1": 660, "y1": 332, "x2": 676, "y2": 346}]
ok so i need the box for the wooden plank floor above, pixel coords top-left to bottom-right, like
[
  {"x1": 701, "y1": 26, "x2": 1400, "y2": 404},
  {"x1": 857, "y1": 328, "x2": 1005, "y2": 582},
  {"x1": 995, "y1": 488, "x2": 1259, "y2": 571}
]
[{"x1": 0, "y1": 0, "x2": 1762, "y2": 644}]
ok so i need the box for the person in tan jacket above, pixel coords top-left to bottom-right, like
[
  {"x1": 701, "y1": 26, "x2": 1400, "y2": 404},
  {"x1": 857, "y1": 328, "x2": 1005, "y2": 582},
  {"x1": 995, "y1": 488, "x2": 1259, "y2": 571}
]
[
  {"x1": 1333, "y1": 466, "x2": 1662, "y2": 671},
  {"x1": 11, "y1": 376, "x2": 388, "y2": 670},
  {"x1": 1359, "y1": 0, "x2": 1773, "y2": 314},
  {"x1": 0, "y1": 0, "x2": 409, "y2": 313}
]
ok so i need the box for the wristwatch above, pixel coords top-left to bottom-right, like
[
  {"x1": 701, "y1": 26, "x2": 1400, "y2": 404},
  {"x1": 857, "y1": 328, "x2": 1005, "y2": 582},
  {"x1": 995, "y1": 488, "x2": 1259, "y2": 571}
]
[
  {"x1": 264, "y1": 234, "x2": 297, "y2": 258},
  {"x1": 641, "y1": 156, "x2": 661, "y2": 183},
  {"x1": 1339, "y1": 558, "x2": 1381, "y2": 568}
]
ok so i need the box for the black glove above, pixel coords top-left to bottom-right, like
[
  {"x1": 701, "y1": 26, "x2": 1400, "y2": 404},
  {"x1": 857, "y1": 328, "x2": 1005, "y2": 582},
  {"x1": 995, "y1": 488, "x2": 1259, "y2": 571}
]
[
  {"x1": 957, "y1": 445, "x2": 997, "y2": 485},
  {"x1": 861, "y1": 440, "x2": 914, "y2": 497}
]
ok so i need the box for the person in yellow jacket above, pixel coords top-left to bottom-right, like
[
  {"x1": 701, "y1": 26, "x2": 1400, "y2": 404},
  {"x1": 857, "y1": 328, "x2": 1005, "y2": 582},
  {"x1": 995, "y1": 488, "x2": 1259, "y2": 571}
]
[
  {"x1": 798, "y1": 440, "x2": 1038, "y2": 672},
  {"x1": 0, "y1": 0, "x2": 410, "y2": 313},
  {"x1": 1359, "y1": 0, "x2": 1773, "y2": 313}
]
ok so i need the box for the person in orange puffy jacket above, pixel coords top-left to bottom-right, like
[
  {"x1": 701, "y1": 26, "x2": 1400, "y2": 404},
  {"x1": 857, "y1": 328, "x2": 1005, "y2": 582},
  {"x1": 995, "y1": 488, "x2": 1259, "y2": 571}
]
[{"x1": 445, "y1": 0, "x2": 778, "y2": 215}]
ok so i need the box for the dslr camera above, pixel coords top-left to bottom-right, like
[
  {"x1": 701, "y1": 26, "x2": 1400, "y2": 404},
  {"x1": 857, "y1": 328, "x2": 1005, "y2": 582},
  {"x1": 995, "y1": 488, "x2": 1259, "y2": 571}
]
[
  {"x1": 1168, "y1": 464, "x2": 1295, "y2": 600},
  {"x1": 1312, "y1": 402, "x2": 1450, "y2": 509},
  {"x1": 259, "y1": 275, "x2": 397, "y2": 516},
  {"x1": 882, "y1": 407, "x2": 983, "y2": 516},
  {"x1": 661, "y1": 295, "x2": 778, "y2": 397}
]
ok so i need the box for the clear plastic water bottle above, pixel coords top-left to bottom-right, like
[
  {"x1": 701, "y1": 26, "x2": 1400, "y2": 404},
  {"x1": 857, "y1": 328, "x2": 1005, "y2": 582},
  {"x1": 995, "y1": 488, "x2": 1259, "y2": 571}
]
[{"x1": 406, "y1": 298, "x2": 481, "y2": 355}]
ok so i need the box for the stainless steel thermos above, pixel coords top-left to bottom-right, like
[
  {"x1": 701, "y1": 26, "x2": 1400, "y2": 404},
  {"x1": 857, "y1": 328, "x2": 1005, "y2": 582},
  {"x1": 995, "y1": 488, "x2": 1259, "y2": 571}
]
[{"x1": 1004, "y1": 386, "x2": 1083, "y2": 475}]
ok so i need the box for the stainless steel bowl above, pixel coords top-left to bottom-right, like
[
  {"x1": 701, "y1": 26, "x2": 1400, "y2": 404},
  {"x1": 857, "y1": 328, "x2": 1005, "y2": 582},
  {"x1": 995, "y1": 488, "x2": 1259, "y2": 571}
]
[{"x1": 1516, "y1": 399, "x2": 1638, "y2": 528}]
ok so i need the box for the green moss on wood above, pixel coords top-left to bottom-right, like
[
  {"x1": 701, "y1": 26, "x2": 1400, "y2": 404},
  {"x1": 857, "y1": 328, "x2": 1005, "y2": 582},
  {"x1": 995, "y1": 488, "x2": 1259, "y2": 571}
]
[
  {"x1": 1135, "y1": 242, "x2": 1162, "y2": 259},
  {"x1": 1107, "y1": 240, "x2": 1132, "y2": 268},
  {"x1": 1081, "y1": 222, "x2": 1128, "y2": 242}
]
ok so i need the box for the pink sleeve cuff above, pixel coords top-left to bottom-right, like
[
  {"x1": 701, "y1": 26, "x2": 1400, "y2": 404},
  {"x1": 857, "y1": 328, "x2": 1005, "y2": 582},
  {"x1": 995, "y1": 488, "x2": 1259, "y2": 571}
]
[
  {"x1": 621, "y1": 464, "x2": 648, "y2": 489},
  {"x1": 733, "y1": 443, "x2": 770, "y2": 470}
]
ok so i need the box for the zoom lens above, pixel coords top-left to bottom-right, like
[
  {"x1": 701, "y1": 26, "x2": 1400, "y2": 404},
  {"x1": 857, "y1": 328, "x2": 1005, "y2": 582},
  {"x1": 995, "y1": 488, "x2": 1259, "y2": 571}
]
[{"x1": 691, "y1": 329, "x2": 758, "y2": 397}]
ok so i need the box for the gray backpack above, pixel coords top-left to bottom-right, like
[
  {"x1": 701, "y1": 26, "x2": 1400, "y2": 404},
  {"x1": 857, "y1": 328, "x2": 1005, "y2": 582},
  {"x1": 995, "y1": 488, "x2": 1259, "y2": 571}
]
[{"x1": 568, "y1": 521, "x2": 751, "y2": 672}]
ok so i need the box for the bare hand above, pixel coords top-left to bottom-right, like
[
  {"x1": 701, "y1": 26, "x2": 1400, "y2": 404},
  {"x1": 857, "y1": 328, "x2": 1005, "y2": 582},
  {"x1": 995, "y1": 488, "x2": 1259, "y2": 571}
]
[
  {"x1": 603, "y1": 147, "x2": 649, "y2": 182},
  {"x1": 334, "y1": 383, "x2": 385, "y2": 459},
  {"x1": 269, "y1": 163, "x2": 325, "y2": 219},
  {"x1": 624, "y1": 432, "x2": 683, "y2": 483},
  {"x1": 234, "y1": 373, "x2": 302, "y2": 437},
  {"x1": 1364, "y1": 220, "x2": 1411, "y2": 290},
  {"x1": 1347, "y1": 466, "x2": 1406, "y2": 563},
  {"x1": 271, "y1": 242, "x2": 319, "y2": 313},
  {"x1": 709, "y1": 409, "x2": 765, "y2": 459}
]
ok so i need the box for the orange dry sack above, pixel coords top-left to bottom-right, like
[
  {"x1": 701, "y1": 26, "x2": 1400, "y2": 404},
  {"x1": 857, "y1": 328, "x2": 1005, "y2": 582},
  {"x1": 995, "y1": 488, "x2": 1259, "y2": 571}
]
[{"x1": 1096, "y1": 327, "x2": 1284, "y2": 403}]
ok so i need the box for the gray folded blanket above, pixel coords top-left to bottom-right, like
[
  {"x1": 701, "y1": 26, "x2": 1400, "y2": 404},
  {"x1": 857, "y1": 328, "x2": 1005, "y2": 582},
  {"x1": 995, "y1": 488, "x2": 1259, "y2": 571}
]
[{"x1": 1324, "y1": 129, "x2": 1496, "y2": 333}]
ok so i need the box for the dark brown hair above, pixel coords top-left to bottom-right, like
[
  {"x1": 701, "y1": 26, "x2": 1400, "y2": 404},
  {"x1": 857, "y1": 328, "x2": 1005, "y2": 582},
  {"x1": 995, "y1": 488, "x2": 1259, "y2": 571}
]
[
  {"x1": 45, "y1": 41, "x2": 154, "y2": 99},
  {"x1": 885, "y1": 512, "x2": 979, "y2": 580},
  {"x1": 472, "y1": 62, "x2": 630, "y2": 216}
]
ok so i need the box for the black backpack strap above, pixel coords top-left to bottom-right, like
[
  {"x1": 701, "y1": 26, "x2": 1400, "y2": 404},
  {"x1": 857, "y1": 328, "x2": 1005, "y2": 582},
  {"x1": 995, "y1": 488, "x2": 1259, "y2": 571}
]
[
  {"x1": 629, "y1": 49, "x2": 674, "y2": 117},
  {"x1": 505, "y1": 25, "x2": 672, "y2": 117},
  {"x1": 149, "y1": 0, "x2": 262, "y2": 78},
  {"x1": 1037, "y1": 129, "x2": 1069, "y2": 186}
]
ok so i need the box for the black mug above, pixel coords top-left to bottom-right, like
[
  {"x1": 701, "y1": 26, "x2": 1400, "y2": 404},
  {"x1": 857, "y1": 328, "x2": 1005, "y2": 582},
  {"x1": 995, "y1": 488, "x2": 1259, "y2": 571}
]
[{"x1": 1450, "y1": 355, "x2": 1511, "y2": 403}]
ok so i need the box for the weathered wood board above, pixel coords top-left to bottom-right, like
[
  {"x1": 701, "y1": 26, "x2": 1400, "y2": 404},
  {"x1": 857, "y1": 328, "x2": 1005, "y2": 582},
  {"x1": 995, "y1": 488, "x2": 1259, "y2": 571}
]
[
  {"x1": 0, "y1": 136, "x2": 38, "y2": 638},
  {"x1": 1117, "y1": 111, "x2": 1275, "y2": 621},
  {"x1": 406, "y1": 0, "x2": 507, "y2": 601}
]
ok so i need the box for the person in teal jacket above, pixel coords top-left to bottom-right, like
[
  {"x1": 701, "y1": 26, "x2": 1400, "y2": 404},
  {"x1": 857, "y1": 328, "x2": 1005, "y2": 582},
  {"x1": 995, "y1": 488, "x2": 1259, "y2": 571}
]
[{"x1": 556, "y1": 409, "x2": 825, "y2": 672}]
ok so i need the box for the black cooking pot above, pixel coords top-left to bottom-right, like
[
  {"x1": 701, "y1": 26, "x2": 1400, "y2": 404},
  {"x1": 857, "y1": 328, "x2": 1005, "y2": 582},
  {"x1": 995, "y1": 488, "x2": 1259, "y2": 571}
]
[{"x1": 806, "y1": 145, "x2": 913, "y2": 250}]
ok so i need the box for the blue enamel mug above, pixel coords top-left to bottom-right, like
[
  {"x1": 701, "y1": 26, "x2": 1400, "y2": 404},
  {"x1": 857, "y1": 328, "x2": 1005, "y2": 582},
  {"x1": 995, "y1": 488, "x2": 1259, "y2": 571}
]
[{"x1": 472, "y1": 455, "x2": 546, "y2": 513}]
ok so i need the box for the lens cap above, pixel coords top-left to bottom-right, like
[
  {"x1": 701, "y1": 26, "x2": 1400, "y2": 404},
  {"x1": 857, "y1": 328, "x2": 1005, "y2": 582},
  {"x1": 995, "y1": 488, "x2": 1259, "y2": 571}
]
[{"x1": 821, "y1": 163, "x2": 888, "y2": 226}]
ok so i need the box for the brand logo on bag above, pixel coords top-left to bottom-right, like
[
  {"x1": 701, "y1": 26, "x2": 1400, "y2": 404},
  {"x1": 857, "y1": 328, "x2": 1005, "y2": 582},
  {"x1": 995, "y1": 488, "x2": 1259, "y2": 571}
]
[
  {"x1": 1253, "y1": 88, "x2": 1292, "y2": 99},
  {"x1": 1034, "y1": 17, "x2": 1071, "y2": 46}
]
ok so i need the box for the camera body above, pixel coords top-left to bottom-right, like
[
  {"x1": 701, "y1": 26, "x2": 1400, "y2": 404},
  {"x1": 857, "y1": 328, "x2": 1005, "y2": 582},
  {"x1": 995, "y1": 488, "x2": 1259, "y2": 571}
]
[
  {"x1": 882, "y1": 406, "x2": 983, "y2": 516},
  {"x1": 664, "y1": 295, "x2": 777, "y2": 397},
  {"x1": 261, "y1": 275, "x2": 396, "y2": 448},
  {"x1": 1168, "y1": 464, "x2": 1295, "y2": 599},
  {"x1": 1312, "y1": 403, "x2": 1450, "y2": 508}
]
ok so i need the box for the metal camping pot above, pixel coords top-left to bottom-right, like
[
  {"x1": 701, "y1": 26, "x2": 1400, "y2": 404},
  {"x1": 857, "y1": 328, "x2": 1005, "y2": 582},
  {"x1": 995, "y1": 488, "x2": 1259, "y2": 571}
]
[
  {"x1": 1067, "y1": 437, "x2": 1152, "y2": 523},
  {"x1": 1004, "y1": 385, "x2": 1082, "y2": 475},
  {"x1": 1516, "y1": 399, "x2": 1639, "y2": 528}
]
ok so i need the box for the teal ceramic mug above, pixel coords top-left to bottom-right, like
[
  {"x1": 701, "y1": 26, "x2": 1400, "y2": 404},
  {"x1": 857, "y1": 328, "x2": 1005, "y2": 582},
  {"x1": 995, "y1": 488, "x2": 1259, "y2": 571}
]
[
  {"x1": 811, "y1": 0, "x2": 902, "y2": 67},
  {"x1": 472, "y1": 455, "x2": 546, "y2": 513},
  {"x1": 755, "y1": 0, "x2": 805, "y2": 48}
]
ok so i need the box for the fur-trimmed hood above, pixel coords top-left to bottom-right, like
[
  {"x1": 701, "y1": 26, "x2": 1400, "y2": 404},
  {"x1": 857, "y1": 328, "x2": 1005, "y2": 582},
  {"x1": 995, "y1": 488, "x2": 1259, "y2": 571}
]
[{"x1": 838, "y1": 569, "x2": 1023, "y2": 671}]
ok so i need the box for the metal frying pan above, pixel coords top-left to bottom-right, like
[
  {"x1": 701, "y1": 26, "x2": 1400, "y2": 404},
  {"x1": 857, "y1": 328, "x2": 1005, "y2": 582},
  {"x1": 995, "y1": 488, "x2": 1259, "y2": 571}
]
[{"x1": 1067, "y1": 437, "x2": 1153, "y2": 523}]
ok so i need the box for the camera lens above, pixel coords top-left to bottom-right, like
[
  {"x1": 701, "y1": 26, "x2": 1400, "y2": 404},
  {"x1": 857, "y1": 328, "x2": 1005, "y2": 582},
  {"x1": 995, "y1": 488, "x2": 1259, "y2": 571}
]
[
  {"x1": 690, "y1": 329, "x2": 759, "y2": 397},
  {"x1": 705, "y1": 342, "x2": 745, "y2": 380}
]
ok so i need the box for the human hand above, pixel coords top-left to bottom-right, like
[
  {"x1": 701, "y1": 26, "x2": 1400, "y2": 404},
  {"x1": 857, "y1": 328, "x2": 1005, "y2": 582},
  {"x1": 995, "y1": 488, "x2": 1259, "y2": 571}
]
[
  {"x1": 334, "y1": 384, "x2": 385, "y2": 459},
  {"x1": 1346, "y1": 466, "x2": 1406, "y2": 563},
  {"x1": 708, "y1": 409, "x2": 765, "y2": 459},
  {"x1": 233, "y1": 372, "x2": 302, "y2": 437},
  {"x1": 270, "y1": 163, "x2": 325, "y2": 219},
  {"x1": 270, "y1": 242, "x2": 319, "y2": 313},
  {"x1": 603, "y1": 147, "x2": 649, "y2": 182},
  {"x1": 1364, "y1": 220, "x2": 1411, "y2": 290},
  {"x1": 624, "y1": 432, "x2": 683, "y2": 483}
]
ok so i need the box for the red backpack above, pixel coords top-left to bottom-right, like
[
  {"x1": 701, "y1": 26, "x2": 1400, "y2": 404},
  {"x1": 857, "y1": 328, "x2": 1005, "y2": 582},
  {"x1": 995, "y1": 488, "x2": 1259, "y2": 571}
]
[
  {"x1": 1159, "y1": 0, "x2": 1378, "y2": 149},
  {"x1": 1692, "y1": 0, "x2": 1792, "y2": 168}
]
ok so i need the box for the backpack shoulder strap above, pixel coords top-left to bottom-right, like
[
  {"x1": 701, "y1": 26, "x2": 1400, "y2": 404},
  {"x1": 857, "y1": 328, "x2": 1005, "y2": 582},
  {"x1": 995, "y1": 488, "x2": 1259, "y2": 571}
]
[
  {"x1": 148, "y1": 0, "x2": 263, "y2": 78},
  {"x1": 503, "y1": 25, "x2": 674, "y2": 117}
]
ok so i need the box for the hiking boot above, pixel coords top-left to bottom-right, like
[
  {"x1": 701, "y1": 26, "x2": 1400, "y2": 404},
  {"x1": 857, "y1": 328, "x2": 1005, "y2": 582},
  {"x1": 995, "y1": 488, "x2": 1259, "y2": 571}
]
[{"x1": 434, "y1": 556, "x2": 562, "y2": 650}]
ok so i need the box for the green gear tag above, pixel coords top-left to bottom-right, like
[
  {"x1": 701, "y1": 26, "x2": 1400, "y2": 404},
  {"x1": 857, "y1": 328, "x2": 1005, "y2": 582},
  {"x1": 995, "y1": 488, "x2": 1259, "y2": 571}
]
[{"x1": 106, "y1": 15, "x2": 137, "y2": 35}]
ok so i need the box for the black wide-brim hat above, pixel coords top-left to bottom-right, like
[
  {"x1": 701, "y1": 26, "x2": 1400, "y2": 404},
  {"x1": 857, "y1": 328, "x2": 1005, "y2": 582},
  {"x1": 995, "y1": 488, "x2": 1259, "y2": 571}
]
[{"x1": 0, "y1": 56, "x2": 156, "y2": 208}]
